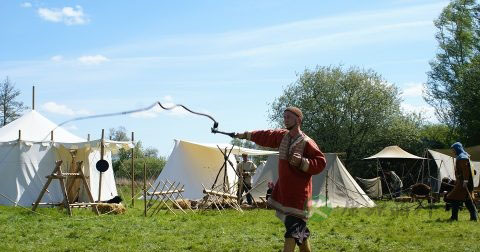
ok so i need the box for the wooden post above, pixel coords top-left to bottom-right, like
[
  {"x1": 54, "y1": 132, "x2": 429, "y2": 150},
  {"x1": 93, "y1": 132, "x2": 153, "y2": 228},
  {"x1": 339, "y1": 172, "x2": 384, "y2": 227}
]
[
  {"x1": 98, "y1": 129, "x2": 105, "y2": 202},
  {"x1": 87, "y1": 134, "x2": 90, "y2": 141},
  {"x1": 32, "y1": 86, "x2": 35, "y2": 110},
  {"x1": 143, "y1": 162, "x2": 147, "y2": 217},
  {"x1": 325, "y1": 168, "x2": 329, "y2": 208},
  {"x1": 131, "y1": 132, "x2": 135, "y2": 206}
]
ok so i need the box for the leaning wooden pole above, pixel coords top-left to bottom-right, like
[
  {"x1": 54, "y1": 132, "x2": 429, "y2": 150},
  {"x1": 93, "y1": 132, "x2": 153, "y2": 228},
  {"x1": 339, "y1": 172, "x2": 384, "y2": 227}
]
[
  {"x1": 143, "y1": 162, "x2": 147, "y2": 217},
  {"x1": 131, "y1": 132, "x2": 135, "y2": 206},
  {"x1": 98, "y1": 129, "x2": 105, "y2": 202}
]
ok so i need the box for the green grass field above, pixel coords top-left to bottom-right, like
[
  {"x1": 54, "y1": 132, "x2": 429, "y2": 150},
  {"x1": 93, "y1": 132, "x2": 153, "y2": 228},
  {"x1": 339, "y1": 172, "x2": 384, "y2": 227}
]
[{"x1": 1, "y1": 193, "x2": 479, "y2": 251}]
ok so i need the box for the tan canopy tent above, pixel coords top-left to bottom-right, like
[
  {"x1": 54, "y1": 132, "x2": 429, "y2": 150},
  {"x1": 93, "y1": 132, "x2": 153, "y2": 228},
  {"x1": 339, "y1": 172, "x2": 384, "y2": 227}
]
[
  {"x1": 363, "y1": 145, "x2": 425, "y2": 197},
  {"x1": 364, "y1": 145, "x2": 425, "y2": 160}
]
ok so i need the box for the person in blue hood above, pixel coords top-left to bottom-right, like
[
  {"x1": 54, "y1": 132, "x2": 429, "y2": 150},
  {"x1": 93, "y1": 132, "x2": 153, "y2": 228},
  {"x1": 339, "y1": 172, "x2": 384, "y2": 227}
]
[{"x1": 446, "y1": 142, "x2": 478, "y2": 221}]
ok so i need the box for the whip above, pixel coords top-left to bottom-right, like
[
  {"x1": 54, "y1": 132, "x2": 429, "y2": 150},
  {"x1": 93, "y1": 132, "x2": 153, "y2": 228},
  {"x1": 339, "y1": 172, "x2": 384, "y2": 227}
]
[{"x1": 54, "y1": 101, "x2": 236, "y2": 138}]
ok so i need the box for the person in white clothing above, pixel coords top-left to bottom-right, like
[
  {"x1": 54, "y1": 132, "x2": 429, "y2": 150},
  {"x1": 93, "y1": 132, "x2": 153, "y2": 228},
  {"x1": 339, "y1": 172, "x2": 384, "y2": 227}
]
[{"x1": 236, "y1": 153, "x2": 257, "y2": 205}]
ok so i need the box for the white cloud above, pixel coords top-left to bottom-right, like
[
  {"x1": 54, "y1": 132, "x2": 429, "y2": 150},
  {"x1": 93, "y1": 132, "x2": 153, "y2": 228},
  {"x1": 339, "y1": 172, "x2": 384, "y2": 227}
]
[
  {"x1": 50, "y1": 55, "x2": 63, "y2": 62},
  {"x1": 401, "y1": 102, "x2": 436, "y2": 121},
  {"x1": 21, "y1": 2, "x2": 32, "y2": 8},
  {"x1": 42, "y1": 102, "x2": 91, "y2": 116},
  {"x1": 402, "y1": 82, "x2": 424, "y2": 98},
  {"x1": 102, "y1": 2, "x2": 445, "y2": 61},
  {"x1": 77, "y1": 55, "x2": 109, "y2": 65},
  {"x1": 37, "y1": 5, "x2": 88, "y2": 25},
  {"x1": 65, "y1": 124, "x2": 78, "y2": 131},
  {"x1": 130, "y1": 105, "x2": 162, "y2": 118}
]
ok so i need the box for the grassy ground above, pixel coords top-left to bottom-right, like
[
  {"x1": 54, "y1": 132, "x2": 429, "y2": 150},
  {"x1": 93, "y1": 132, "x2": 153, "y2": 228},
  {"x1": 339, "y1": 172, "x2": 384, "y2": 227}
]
[{"x1": 1, "y1": 190, "x2": 479, "y2": 251}]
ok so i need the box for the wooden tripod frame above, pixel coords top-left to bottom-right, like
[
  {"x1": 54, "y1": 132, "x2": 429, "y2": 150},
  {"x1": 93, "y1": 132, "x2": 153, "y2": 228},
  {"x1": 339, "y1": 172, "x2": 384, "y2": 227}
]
[{"x1": 32, "y1": 160, "x2": 99, "y2": 216}]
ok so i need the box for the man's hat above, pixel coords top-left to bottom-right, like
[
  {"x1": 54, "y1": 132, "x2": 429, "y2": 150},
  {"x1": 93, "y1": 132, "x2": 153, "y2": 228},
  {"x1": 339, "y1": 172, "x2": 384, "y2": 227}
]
[{"x1": 284, "y1": 107, "x2": 303, "y2": 121}]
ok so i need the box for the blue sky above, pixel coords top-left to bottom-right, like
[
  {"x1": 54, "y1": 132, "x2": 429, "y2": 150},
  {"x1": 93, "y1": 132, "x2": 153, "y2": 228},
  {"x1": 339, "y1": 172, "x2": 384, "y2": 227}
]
[{"x1": 1, "y1": 0, "x2": 448, "y2": 156}]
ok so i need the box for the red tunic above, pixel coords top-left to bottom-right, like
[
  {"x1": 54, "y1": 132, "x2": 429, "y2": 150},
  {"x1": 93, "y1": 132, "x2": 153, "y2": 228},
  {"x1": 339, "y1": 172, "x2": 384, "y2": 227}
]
[{"x1": 249, "y1": 129, "x2": 326, "y2": 220}]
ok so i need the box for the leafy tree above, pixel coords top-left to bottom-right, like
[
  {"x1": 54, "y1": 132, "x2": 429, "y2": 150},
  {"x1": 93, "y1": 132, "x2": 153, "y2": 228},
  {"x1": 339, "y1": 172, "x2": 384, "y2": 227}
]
[
  {"x1": 420, "y1": 123, "x2": 459, "y2": 149},
  {"x1": 109, "y1": 126, "x2": 129, "y2": 141},
  {"x1": 455, "y1": 54, "x2": 480, "y2": 144},
  {"x1": 143, "y1": 147, "x2": 159, "y2": 158},
  {"x1": 0, "y1": 77, "x2": 27, "y2": 126},
  {"x1": 424, "y1": 0, "x2": 480, "y2": 144},
  {"x1": 269, "y1": 65, "x2": 424, "y2": 177}
]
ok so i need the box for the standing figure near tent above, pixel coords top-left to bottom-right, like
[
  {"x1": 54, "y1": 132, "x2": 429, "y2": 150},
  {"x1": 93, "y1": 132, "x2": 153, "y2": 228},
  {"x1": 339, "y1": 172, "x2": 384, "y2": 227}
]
[
  {"x1": 446, "y1": 142, "x2": 478, "y2": 221},
  {"x1": 385, "y1": 171, "x2": 403, "y2": 198},
  {"x1": 236, "y1": 153, "x2": 257, "y2": 205},
  {"x1": 234, "y1": 107, "x2": 326, "y2": 252}
]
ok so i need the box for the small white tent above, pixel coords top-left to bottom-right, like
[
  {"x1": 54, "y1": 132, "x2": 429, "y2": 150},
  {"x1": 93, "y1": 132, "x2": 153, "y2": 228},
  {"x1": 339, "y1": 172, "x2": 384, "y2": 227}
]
[
  {"x1": 426, "y1": 149, "x2": 479, "y2": 192},
  {"x1": 149, "y1": 139, "x2": 276, "y2": 200},
  {"x1": 0, "y1": 110, "x2": 133, "y2": 206},
  {"x1": 251, "y1": 153, "x2": 375, "y2": 208}
]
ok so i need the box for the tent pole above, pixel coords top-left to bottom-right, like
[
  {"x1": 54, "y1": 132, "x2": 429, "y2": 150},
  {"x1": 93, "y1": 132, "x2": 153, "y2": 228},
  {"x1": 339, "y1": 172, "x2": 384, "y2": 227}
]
[
  {"x1": 379, "y1": 159, "x2": 392, "y2": 199},
  {"x1": 223, "y1": 147, "x2": 228, "y2": 193},
  {"x1": 18, "y1": 130, "x2": 21, "y2": 141},
  {"x1": 32, "y1": 86, "x2": 35, "y2": 110},
  {"x1": 98, "y1": 129, "x2": 105, "y2": 202},
  {"x1": 131, "y1": 132, "x2": 135, "y2": 207},
  {"x1": 143, "y1": 162, "x2": 147, "y2": 217},
  {"x1": 50, "y1": 131, "x2": 53, "y2": 142}
]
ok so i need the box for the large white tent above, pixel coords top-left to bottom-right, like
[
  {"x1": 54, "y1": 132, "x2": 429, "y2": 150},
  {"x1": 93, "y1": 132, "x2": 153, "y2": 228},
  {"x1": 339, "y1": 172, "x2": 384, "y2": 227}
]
[
  {"x1": 149, "y1": 139, "x2": 277, "y2": 200},
  {"x1": 251, "y1": 153, "x2": 375, "y2": 208},
  {"x1": 0, "y1": 110, "x2": 133, "y2": 206}
]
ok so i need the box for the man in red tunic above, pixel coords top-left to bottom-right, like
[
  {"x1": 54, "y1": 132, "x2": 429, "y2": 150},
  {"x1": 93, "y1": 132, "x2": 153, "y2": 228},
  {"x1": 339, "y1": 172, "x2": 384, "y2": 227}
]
[{"x1": 235, "y1": 107, "x2": 326, "y2": 252}]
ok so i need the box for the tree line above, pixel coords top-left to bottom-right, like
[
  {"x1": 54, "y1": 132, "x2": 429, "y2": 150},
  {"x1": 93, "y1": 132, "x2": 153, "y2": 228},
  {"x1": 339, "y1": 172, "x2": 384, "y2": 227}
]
[
  {"x1": 108, "y1": 127, "x2": 166, "y2": 180},
  {"x1": 263, "y1": 0, "x2": 479, "y2": 177}
]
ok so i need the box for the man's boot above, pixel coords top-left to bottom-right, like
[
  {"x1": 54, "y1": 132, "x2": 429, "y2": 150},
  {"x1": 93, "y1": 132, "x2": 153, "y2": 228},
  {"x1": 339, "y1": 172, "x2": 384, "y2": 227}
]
[{"x1": 450, "y1": 202, "x2": 459, "y2": 221}]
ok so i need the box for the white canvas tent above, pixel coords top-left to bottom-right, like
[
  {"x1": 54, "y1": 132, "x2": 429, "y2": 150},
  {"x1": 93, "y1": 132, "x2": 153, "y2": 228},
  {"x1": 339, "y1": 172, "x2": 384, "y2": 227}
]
[
  {"x1": 426, "y1": 149, "x2": 479, "y2": 192},
  {"x1": 0, "y1": 110, "x2": 133, "y2": 206},
  {"x1": 149, "y1": 139, "x2": 277, "y2": 200},
  {"x1": 251, "y1": 153, "x2": 375, "y2": 208}
]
